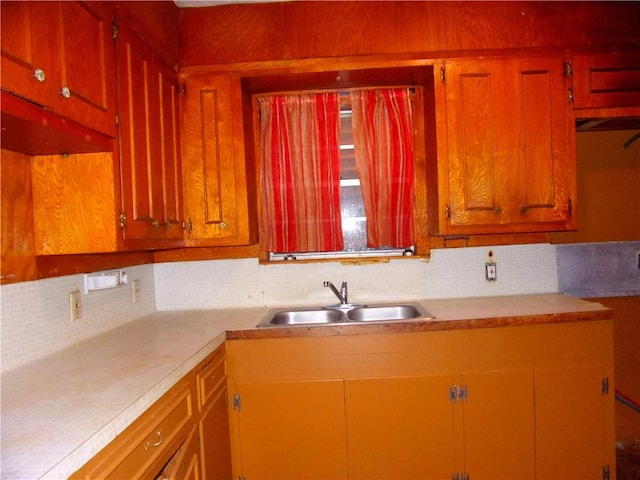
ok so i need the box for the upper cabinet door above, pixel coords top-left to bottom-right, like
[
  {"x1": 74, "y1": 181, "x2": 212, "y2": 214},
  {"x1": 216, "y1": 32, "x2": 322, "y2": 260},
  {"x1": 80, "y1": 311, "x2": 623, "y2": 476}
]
[
  {"x1": 440, "y1": 55, "x2": 576, "y2": 235},
  {"x1": 571, "y1": 51, "x2": 640, "y2": 109},
  {"x1": 181, "y1": 73, "x2": 257, "y2": 246},
  {"x1": 0, "y1": 1, "x2": 117, "y2": 137},
  {"x1": 116, "y1": 19, "x2": 184, "y2": 247},
  {"x1": 1, "y1": 1, "x2": 60, "y2": 109},
  {"x1": 56, "y1": 2, "x2": 117, "y2": 137}
]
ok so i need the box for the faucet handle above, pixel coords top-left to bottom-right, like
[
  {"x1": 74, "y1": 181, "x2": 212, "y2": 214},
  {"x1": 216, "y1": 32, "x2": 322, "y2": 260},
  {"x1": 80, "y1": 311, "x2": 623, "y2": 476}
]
[{"x1": 340, "y1": 281, "x2": 348, "y2": 303}]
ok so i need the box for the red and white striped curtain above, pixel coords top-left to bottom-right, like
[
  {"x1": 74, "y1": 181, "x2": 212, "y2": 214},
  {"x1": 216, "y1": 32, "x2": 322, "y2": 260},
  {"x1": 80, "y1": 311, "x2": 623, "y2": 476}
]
[
  {"x1": 350, "y1": 88, "x2": 415, "y2": 248},
  {"x1": 258, "y1": 92, "x2": 344, "y2": 253}
]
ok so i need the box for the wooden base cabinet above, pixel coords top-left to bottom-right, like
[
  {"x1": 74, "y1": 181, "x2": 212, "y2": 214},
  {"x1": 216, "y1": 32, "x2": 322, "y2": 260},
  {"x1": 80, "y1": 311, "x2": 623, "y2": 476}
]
[{"x1": 227, "y1": 321, "x2": 615, "y2": 480}]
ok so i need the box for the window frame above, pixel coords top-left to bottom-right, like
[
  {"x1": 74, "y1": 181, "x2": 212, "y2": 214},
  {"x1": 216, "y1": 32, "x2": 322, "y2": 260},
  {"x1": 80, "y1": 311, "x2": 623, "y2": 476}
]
[{"x1": 243, "y1": 66, "x2": 432, "y2": 263}]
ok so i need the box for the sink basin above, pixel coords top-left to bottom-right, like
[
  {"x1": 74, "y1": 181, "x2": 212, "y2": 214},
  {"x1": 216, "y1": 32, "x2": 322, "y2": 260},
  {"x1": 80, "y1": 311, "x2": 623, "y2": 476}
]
[
  {"x1": 263, "y1": 308, "x2": 344, "y2": 326},
  {"x1": 346, "y1": 304, "x2": 426, "y2": 322},
  {"x1": 257, "y1": 303, "x2": 432, "y2": 327}
]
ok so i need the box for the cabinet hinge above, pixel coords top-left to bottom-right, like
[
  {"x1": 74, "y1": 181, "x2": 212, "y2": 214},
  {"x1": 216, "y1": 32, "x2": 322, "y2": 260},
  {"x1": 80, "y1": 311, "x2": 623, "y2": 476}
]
[
  {"x1": 602, "y1": 464, "x2": 610, "y2": 480},
  {"x1": 237, "y1": 477, "x2": 246, "y2": 480},
  {"x1": 601, "y1": 377, "x2": 609, "y2": 396},
  {"x1": 451, "y1": 473, "x2": 470, "y2": 480},
  {"x1": 111, "y1": 21, "x2": 119, "y2": 41},
  {"x1": 568, "y1": 87, "x2": 574, "y2": 104},
  {"x1": 187, "y1": 217, "x2": 193, "y2": 234},
  {"x1": 448, "y1": 385, "x2": 468, "y2": 403},
  {"x1": 233, "y1": 393, "x2": 242, "y2": 411},
  {"x1": 568, "y1": 197, "x2": 573, "y2": 217},
  {"x1": 119, "y1": 213, "x2": 127, "y2": 229},
  {"x1": 445, "y1": 204, "x2": 451, "y2": 220},
  {"x1": 564, "y1": 61, "x2": 573, "y2": 78},
  {"x1": 115, "y1": 114, "x2": 119, "y2": 127},
  {"x1": 180, "y1": 83, "x2": 187, "y2": 96},
  {"x1": 440, "y1": 66, "x2": 446, "y2": 83}
]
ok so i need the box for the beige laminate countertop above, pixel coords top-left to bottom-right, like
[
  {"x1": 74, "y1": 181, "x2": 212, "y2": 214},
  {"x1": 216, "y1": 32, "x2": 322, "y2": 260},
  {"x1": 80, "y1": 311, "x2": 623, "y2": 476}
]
[{"x1": 0, "y1": 294, "x2": 611, "y2": 479}]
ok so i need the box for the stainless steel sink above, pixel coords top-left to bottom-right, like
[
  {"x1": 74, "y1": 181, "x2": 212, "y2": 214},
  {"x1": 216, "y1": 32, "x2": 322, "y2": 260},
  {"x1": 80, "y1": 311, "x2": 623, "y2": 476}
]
[
  {"x1": 346, "y1": 304, "x2": 425, "y2": 322},
  {"x1": 257, "y1": 303, "x2": 432, "y2": 327},
  {"x1": 266, "y1": 308, "x2": 344, "y2": 326}
]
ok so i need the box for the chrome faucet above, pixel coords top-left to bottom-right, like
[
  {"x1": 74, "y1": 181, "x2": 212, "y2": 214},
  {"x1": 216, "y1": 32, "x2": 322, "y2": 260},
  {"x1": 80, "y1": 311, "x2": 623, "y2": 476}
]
[{"x1": 324, "y1": 281, "x2": 348, "y2": 305}]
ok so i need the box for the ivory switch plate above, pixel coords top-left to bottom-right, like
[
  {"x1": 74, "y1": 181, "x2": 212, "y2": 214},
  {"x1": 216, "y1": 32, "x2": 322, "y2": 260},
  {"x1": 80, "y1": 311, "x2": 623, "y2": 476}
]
[{"x1": 132, "y1": 280, "x2": 140, "y2": 303}]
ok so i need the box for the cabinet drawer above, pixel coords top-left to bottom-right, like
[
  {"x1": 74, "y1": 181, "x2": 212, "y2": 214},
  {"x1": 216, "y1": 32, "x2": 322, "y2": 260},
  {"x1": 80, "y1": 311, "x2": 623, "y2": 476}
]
[
  {"x1": 196, "y1": 344, "x2": 227, "y2": 411},
  {"x1": 72, "y1": 376, "x2": 196, "y2": 480}
]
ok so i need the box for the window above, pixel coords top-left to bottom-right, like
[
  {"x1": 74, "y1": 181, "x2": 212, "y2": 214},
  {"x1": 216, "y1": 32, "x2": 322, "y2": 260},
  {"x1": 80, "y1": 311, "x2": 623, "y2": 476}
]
[
  {"x1": 245, "y1": 66, "x2": 433, "y2": 262},
  {"x1": 258, "y1": 88, "x2": 418, "y2": 261}
]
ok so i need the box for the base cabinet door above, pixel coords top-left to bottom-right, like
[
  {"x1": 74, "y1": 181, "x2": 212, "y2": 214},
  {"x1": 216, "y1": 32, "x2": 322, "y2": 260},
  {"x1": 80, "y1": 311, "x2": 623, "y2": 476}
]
[
  {"x1": 535, "y1": 364, "x2": 613, "y2": 480},
  {"x1": 460, "y1": 369, "x2": 536, "y2": 479},
  {"x1": 199, "y1": 384, "x2": 232, "y2": 480},
  {"x1": 232, "y1": 380, "x2": 348, "y2": 479},
  {"x1": 345, "y1": 375, "x2": 455, "y2": 480}
]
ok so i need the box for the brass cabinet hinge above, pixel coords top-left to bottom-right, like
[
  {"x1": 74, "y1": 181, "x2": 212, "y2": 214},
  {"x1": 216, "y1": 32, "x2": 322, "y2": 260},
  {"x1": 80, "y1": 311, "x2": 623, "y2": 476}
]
[
  {"x1": 601, "y1": 377, "x2": 609, "y2": 395},
  {"x1": 564, "y1": 61, "x2": 573, "y2": 78},
  {"x1": 451, "y1": 473, "x2": 470, "y2": 480},
  {"x1": 445, "y1": 204, "x2": 451, "y2": 220},
  {"x1": 602, "y1": 464, "x2": 611, "y2": 480},
  {"x1": 440, "y1": 66, "x2": 446, "y2": 83},
  {"x1": 119, "y1": 213, "x2": 127, "y2": 229},
  {"x1": 111, "y1": 21, "x2": 119, "y2": 41},
  {"x1": 568, "y1": 87, "x2": 574, "y2": 104}
]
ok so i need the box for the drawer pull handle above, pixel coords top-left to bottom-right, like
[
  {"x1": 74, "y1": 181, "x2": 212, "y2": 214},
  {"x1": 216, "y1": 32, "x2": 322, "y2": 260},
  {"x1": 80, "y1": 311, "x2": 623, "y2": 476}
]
[{"x1": 144, "y1": 431, "x2": 163, "y2": 451}]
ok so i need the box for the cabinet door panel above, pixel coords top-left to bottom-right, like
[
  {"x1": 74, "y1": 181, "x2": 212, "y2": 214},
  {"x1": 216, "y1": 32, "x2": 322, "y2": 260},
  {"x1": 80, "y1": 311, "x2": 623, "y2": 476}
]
[
  {"x1": 234, "y1": 380, "x2": 348, "y2": 479},
  {"x1": 181, "y1": 74, "x2": 256, "y2": 246},
  {"x1": 0, "y1": 1, "x2": 60, "y2": 108},
  {"x1": 442, "y1": 56, "x2": 575, "y2": 234},
  {"x1": 199, "y1": 385, "x2": 232, "y2": 480},
  {"x1": 58, "y1": 2, "x2": 116, "y2": 136},
  {"x1": 117, "y1": 21, "x2": 156, "y2": 240},
  {"x1": 535, "y1": 364, "x2": 610, "y2": 479},
  {"x1": 157, "y1": 61, "x2": 184, "y2": 238},
  {"x1": 345, "y1": 375, "x2": 455, "y2": 480},
  {"x1": 462, "y1": 369, "x2": 535, "y2": 479}
]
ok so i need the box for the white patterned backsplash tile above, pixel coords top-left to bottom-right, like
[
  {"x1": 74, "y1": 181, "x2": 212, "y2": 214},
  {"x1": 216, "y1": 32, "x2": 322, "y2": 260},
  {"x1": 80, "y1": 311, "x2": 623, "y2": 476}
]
[
  {"x1": 154, "y1": 243, "x2": 559, "y2": 310},
  {"x1": 0, "y1": 265, "x2": 155, "y2": 373}
]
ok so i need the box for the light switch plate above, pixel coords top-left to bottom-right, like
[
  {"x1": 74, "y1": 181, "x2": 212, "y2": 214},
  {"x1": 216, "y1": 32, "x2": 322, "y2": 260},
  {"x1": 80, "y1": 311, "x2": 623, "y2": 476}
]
[{"x1": 69, "y1": 290, "x2": 81, "y2": 321}]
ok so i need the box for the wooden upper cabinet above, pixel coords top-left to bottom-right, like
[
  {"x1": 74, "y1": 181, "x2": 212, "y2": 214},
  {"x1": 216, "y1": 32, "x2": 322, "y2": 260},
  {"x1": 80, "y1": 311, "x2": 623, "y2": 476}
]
[
  {"x1": 116, "y1": 19, "x2": 184, "y2": 248},
  {"x1": 0, "y1": 1, "x2": 117, "y2": 137},
  {"x1": 180, "y1": 73, "x2": 257, "y2": 246},
  {"x1": 438, "y1": 55, "x2": 576, "y2": 235},
  {"x1": 570, "y1": 50, "x2": 640, "y2": 109}
]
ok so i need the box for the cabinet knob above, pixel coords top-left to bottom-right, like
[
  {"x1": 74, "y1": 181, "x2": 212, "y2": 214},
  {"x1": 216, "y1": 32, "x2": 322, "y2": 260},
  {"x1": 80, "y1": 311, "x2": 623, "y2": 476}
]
[
  {"x1": 60, "y1": 86, "x2": 71, "y2": 99},
  {"x1": 220, "y1": 222, "x2": 227, "y2": 229},
  {"x1": 151, "y1": 219, "x2": 160, "y2": 228},
  {"x1": 494, "y1": 207, "x2": 502, "y2": 214},
  {"x1": 520, "y1": 205, "x2": 529, "y2": 214},
  {"x1": 33, "y1": 68, "x2": 46, "y2": 82}
]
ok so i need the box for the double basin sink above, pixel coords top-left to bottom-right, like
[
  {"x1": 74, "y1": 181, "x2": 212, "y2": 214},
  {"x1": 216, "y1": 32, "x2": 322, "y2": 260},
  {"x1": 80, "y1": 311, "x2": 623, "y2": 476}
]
[{"x1": 257, "y1": 303, "x2": 433, "y2": 328}]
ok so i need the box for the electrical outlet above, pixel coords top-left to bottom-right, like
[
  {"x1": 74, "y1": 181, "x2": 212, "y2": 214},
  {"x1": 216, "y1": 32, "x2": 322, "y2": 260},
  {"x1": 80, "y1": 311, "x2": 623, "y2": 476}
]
[
  {"x1": 69, "y1": 290, "x2": 81, "y2": 321},
  {"x1": 636, "y1": 250, "x2": 640, "y2": 270},
  {"x1": 132, "y1": 279, "x2": 140, "y2": 303},
  {"x1": 485, "y1": 263, "x2": 497, "y2": 281}
]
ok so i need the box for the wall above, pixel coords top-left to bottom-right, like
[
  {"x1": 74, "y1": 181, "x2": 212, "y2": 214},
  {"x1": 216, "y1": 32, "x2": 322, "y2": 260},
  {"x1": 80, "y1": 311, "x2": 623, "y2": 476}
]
[{"x1": 0, "y1": 265, "x2": 155, "y2": 373}]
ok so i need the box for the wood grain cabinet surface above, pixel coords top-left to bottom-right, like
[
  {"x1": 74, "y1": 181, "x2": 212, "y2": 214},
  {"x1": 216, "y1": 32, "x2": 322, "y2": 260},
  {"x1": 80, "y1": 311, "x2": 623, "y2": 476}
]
[
  {"x1": 116, "y1": 18, "x2": 185, "y2": 249},
  {"x1": 0, "y1": 1, "x2": 117, "y2": 137},
  {"x1": 436, "y1": 55, "x2": 577, "y2": 236},
  {"x1": 180, "y1": 73, "x2": 257, "y2": 247},
  {"x1": 226, "y1": 320, "x2": 615, "y2": 479},
  {"x1": 570, "y1": 50, "x2": 640, "y2": 109}
]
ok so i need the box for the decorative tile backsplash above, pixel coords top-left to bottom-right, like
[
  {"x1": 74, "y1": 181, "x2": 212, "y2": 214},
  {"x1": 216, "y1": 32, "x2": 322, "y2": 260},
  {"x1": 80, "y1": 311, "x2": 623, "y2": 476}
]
[
  {"x1": 1, "y1": 244, "x2": 561, "y2": 373},
  {"x1": 153, "y1": 243, "x2": 559, "y2": 310},
  {"x1": 0, "y1": 265, "x2": 155, "y2": 373}
]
